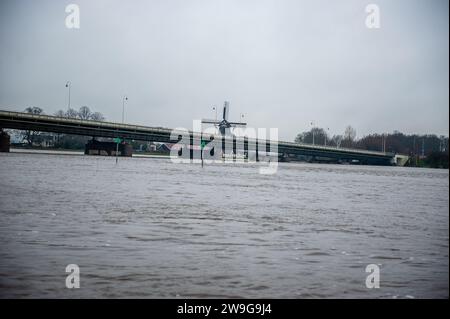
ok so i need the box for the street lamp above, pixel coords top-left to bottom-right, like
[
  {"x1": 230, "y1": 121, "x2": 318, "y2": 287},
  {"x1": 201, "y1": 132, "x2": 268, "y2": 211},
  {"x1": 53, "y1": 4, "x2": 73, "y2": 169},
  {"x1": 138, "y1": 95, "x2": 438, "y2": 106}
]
[
  {"x1": 213, "y1": 106, "x2": 217, "y2": 122},
  {"x1": 310, "y1": 121, "x2": 315, "y2": 145},
  {"x1": 65, "y1": 81, "x2": 71, "y2": 113},
  {"x1": 421, "y1": 138, "x2": 425, "y2": 157},
  {"x1": 324, "y1": 127, "x2": 330, "y2": 146},
  {"x1": 122, "y1": 95, "x2": 128, "y2": 123}
]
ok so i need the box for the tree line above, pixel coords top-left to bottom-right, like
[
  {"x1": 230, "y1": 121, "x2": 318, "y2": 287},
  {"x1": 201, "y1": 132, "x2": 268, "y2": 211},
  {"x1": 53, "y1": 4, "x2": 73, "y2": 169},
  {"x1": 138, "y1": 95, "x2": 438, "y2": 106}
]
[
  {"x1": 17, "y1": 106, "x2": 106, "y2": 148},
  {"x1": 295, "y1": 125, "x2": 449, "y2": 168}
]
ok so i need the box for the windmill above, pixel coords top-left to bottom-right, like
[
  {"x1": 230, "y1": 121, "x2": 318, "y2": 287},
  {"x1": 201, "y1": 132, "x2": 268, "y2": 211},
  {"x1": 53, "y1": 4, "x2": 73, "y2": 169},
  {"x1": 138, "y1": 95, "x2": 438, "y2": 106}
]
[{"x1": 201, "y1": 101, "x2": 247, "y2": 136}]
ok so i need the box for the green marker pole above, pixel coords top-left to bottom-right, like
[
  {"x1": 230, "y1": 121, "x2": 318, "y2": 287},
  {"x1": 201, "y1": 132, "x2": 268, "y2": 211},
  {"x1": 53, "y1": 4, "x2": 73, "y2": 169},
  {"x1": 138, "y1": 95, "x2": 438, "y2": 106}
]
[
  {"x1": 114, "y1": 137, "x2": 122, "y2": 164},
  {"x1": 201, "y1": 140, "x2": 206, "y2": 168},
  {"x1": 116, "y1": 141, "x2": 119, "y2": 164}
]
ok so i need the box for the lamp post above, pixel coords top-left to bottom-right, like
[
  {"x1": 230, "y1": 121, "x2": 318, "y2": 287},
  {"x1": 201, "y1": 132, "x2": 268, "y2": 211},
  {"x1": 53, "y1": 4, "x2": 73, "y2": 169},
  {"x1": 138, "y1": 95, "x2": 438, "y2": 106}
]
[
  {"x1": 116, "y1": 95, "x2": 128, "y2": 164},
  {"x1": 310, "y1": 121, "x2": 315, "y2": 145},
  {"x1": 236, "y1": 114, "x2": 245, "y2": 137},
  {"x1": 413, "y1": 135, "x2": 417, "y2": 166},
  {"x1": 324, "y1": 127, "x2": 329, "y2": 146},
  {"x1": 212, "y1": 106, "x2": 218, "y2": 132},
  {"x1": 421, "y1": 138, "x2": 425, "y2": 157},
  {"x1": 122, "y1": 95, "x2": 128, "y2": 123},
  {"x1": 65, "y1": 81, "x2": 71, "y2": 114}
]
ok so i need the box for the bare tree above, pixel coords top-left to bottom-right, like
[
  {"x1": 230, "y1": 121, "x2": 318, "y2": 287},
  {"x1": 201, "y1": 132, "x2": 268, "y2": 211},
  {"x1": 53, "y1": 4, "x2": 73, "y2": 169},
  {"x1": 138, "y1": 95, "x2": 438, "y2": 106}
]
[
  {"x1": 331, "y1": 135, "x2": 344, "y2": 148},
  {"x1": 54, "y1": 107, "x2": 105, "y2": 121},
  {"x1": 344, "y1": 125, "x2": 356, "y2": 141},
  {"x1": 66, "y1": 108, "x2": 79, "y2": 119},
  {"x1": 22, "y1": 107, "x2": 43, "y2": 145},
  {"x1": 78, "y1": 106, "x2": 92, "y2": 120},
  {"x1": 343, "y1": 125, "x2": 356, "y2": 143},
  {"x1": 341, "y1": 126, "x2": 357, "y2": 148},
  {"x1": 24, "y1": 106, "x2": 43, "y2": 115},
  {"x1": 54, "y1": 110, "x2": 65, "y2": 117},
  {"x1": 295, "y1": 127, "x2": 328, "y2": 145},
  {"x1": 90, "y1": 112, "x2": 105, "y2": 121}
]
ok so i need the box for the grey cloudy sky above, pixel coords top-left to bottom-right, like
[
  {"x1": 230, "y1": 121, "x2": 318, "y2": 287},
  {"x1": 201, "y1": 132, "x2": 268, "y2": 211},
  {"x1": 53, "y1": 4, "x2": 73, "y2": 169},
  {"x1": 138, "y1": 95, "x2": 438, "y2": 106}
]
[{"x1": 0, "y1": 0, "x2": 448, "y2": 141}]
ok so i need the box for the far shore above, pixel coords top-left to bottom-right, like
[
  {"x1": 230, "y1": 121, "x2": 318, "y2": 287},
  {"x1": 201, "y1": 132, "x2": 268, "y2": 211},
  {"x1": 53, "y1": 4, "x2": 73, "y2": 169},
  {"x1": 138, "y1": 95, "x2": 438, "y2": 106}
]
[{"x1": 8, "y1": 147, "x2": 170, "y2": 159}]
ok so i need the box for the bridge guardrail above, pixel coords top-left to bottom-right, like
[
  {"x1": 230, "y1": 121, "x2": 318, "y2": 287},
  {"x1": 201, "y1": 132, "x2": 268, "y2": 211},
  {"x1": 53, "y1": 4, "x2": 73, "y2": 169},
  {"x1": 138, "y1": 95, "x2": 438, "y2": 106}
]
[{"x1": 0, "y1": 109, "x2": 393, "y2": 158}]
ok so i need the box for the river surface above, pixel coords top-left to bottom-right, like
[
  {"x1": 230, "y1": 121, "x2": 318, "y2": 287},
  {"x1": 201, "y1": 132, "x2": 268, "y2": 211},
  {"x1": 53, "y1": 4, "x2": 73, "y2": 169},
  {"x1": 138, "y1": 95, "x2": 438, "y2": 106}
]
[{"x1": 0, "y1": 152, "x2": 448, "y2": 298}]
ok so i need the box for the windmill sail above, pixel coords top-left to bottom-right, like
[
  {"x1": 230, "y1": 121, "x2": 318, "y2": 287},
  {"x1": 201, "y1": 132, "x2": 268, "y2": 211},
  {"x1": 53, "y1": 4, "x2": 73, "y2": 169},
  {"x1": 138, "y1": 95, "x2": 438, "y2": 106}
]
[
  {"x1": 201, "y1": 101, "x2": 246, "y2": 136},
  {"x1": 201, "y1": 119, "x2": 218, "y2": 124},
  {"x1": 223, "y1": 101, "x2": 230, "y2": 121}
]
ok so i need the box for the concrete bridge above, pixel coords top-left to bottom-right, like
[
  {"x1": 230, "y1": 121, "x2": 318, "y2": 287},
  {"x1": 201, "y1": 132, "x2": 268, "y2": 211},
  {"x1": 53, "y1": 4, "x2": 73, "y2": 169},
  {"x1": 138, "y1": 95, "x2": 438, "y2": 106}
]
[{"x1": 0, "y1": 110, "x2": 400, "y2": 166}]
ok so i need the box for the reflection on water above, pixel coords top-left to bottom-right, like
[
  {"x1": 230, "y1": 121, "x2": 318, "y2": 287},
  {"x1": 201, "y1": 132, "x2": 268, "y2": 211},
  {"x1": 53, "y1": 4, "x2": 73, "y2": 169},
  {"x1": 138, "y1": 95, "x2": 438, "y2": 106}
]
[{"x1": 0, "y1": 152, "x2": 448, "y2": 298}]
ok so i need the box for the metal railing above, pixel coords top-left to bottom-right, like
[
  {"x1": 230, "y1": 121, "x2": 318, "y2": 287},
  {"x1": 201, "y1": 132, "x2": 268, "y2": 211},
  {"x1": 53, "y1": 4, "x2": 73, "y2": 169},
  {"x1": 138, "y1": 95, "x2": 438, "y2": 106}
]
[{"x1": 0, "y1": 109, "x2": 393, "y2": 157}]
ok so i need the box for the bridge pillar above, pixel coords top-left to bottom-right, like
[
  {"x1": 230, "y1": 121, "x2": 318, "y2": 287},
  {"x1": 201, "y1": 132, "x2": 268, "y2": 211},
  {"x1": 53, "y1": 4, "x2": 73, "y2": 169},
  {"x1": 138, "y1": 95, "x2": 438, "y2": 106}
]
[
  {"x1": 0, "y1": 129, "x2": 10, "y2": 152},
  {"x1": 279, "y1": 153, "x2": 290, "y2": 162},
  {"x1": 255, "y1": 139, "x2": 259, "y2": 162}
]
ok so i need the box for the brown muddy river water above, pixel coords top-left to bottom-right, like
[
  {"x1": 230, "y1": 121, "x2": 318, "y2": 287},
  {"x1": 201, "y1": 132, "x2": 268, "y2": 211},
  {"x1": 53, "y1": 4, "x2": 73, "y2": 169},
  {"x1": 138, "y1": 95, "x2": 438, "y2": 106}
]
[{"x1": 0, "y1": 152, "x2": 448, "y2": 298}]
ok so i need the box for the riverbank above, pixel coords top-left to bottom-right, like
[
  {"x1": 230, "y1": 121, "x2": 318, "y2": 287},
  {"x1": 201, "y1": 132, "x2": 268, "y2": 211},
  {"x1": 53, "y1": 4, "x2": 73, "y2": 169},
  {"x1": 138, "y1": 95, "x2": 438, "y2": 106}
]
[{"x1": 10, "y1": 147, "x2": 170, "y2": 159}]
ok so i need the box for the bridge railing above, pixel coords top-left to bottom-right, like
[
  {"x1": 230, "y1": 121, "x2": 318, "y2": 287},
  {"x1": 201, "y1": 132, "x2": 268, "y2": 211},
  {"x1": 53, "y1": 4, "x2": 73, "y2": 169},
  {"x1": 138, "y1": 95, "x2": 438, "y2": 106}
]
[
  {"x1": 0, "y1": 110, "x2": 173, "y2": 135},
  {"x1": 0, "y1": 110, "x2": 393, "y2": 157},
  {"x1": 280, "y1": 140, "x2": 394, "y2": 157}
]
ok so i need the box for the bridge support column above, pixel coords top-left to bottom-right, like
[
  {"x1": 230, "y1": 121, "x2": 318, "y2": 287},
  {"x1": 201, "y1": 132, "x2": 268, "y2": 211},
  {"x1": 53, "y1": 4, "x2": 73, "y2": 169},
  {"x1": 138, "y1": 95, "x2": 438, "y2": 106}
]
[
  {"x1": 0, "y1": 129, "x2": 10, "y2": 152},
  {"x1": 255, "y1": 139, "x2": 259, "y2": 162},
  {"x1": 279, "y1": 153, "x2": 290, "y2": 162}
]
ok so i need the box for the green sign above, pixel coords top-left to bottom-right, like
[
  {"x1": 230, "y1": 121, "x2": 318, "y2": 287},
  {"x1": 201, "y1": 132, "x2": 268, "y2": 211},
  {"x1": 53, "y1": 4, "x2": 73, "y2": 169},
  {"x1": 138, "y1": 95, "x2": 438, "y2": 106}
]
[
  {"x1": 201, "y1": 140, "x2": 207, "y2": 149},
  {"x1": 114, "y1": 137, "x2": 122, "y2": 143}
]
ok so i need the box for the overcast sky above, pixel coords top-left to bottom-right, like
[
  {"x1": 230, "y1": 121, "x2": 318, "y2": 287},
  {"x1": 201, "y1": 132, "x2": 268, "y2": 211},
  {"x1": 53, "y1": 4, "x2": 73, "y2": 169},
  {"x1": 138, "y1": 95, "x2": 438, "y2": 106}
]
[{"x1": 0, "y1": 0, "x2": 448, "y2": 141}]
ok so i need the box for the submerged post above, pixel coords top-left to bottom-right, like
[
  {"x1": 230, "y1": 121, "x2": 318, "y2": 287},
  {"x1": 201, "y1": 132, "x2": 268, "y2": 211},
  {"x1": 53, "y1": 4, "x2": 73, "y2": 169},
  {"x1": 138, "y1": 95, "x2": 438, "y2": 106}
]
[
  {"x1": 113, "y1": 137, "x2": 122, "y2": 164},
  {"x1": 200, "y1": 138, "x2": 206, "y2": 168},
  {"x1": 116, "y1": 142, "x2": 119, "y2": 164}
]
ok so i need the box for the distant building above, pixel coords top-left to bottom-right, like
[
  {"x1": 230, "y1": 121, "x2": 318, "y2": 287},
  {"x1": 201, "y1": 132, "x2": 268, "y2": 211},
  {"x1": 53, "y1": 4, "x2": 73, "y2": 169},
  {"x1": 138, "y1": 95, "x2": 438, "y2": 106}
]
[{"x1": 148, "y1": 142, "x2": 157, "y2": 151}]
